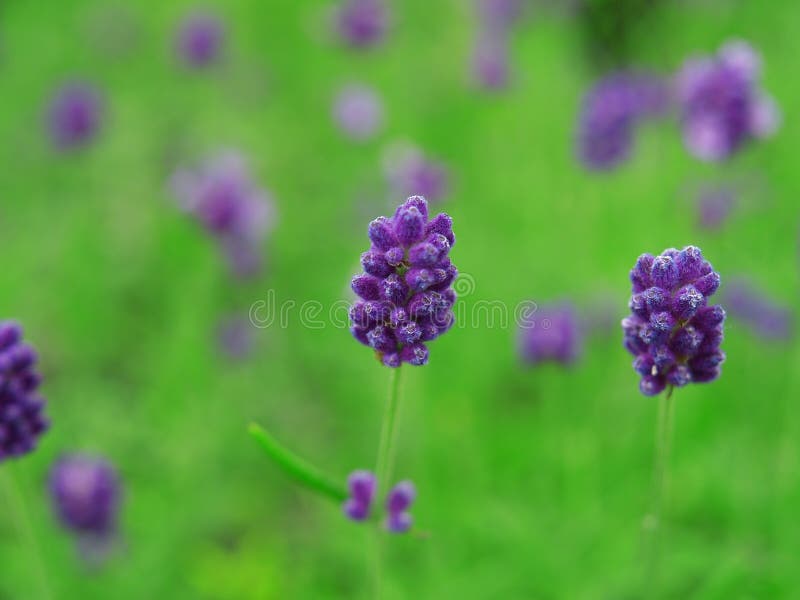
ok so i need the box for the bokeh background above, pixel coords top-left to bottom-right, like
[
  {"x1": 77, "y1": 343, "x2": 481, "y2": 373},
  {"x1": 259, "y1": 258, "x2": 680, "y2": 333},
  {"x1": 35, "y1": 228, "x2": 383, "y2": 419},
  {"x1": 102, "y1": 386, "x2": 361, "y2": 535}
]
[{"x1": 1, "y1": 0, "x2": 799, "y2": 598}]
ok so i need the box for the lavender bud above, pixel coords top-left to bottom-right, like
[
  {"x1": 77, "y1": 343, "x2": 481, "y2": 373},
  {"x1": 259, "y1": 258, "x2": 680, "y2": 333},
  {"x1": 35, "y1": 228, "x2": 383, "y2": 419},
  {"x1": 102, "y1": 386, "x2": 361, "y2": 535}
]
[
  {"x1": 650, "y1": 255, "x2": 679, "y2": 290},
  {"x1": 393, "y1": 205, "x2": 426, "y2": 246},
  {"x1": 425, "y1": 213, "x2": 455, "y2": 246},
  {"x1": 384, "y1": 246, "x2": 405, "y2": 266},
  {"x1": 673, "y1": 285, "x2": 706, "y2": 320},
  {"x1": 695, "y1": 272, "x2": 721, "y2": 297},
  {"x1": 400, "y1": 343, "x2": 429, "y2": 366},
  {"x1": 368, "y1": 217, "x2": 398, "y2": 250},
  {"x1": 361, "y1": 251, "x2": 393, "y2": 278},
  {"x1": 408, "y1": 243, "x2": 441, "y2": 267},
  {"x1": 351, "y1": 274, "x2": 382, "y2": 301},
  {"x1": 381, "y1": 274, "x2": 409, "y2": 306},
  {"x1": 406, "y1": 268, "x2": 437, "y2": 292},
  {"x1": 366, "y1": 325, "x2": 396, "y2": 353}
]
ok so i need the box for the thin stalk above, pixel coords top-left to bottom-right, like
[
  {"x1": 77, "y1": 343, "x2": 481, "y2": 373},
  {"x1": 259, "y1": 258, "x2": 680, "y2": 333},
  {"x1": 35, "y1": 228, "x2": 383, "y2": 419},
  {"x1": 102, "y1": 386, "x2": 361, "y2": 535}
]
[
  {"x1": 248, "y1": 423, "x2": 347, "y2": 502},
  {"x1": 1, "y1": 464, "x2": 53, "y2": 600}
]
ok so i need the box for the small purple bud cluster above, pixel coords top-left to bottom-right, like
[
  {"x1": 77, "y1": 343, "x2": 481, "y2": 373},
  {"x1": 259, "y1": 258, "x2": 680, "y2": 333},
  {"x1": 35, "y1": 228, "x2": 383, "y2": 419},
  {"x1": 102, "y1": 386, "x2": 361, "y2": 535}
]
[
  {"x1": 176, "y1": 12, "x2": 225, "y2": 68},
  {"x1": 350, "y1": 196, "x2": 457, "y2": 367},
  {"x1": 333, "y1": 84, "x2": 384, "y2": 142},
  {"x1": 0, "y1": 322, "x2": 48, "y2": 462},
  {"x1": 518, "y1": 303, "x2": 582, "y2": 366},
  {"x1": 471, "y1": 0, "x2": 522, "y2": 91},
  {"x1": 47, "y1": 83, "x2": 103, "y2": 151},
  {"x1": 622, "y1": 246, "x2": 726, "y2": 396},
  {"x1": 342, "y1": 470, "x2": 416, "y2": 533},
  {"x1": 722, "y1": 279, "x2": 794, "y2": 341},
  {"x1": 49, "y1": 454, "x2": 121, "y2": 539},
  {"x1": 335, "y1": 0, "x2": 389, "y2": 49},
  {"x1": 576, "y1": 72, "x2": 669, "y2": 170},
  {"x1": 385, "y1": 147, "x2": 450, "y2": 204},
  {"x1": 170, "y1": 152, "x2": 275, "y2": 278},
  {"x1": 676, "y1": 40, "x2": 779, "y2": 162}
]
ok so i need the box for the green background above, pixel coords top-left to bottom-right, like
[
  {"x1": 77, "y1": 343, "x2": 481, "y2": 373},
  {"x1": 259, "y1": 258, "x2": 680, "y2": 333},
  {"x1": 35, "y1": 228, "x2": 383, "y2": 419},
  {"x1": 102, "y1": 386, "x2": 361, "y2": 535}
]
[{"x1": 0, "y1": 0, "x2": 798, "y2": 598}]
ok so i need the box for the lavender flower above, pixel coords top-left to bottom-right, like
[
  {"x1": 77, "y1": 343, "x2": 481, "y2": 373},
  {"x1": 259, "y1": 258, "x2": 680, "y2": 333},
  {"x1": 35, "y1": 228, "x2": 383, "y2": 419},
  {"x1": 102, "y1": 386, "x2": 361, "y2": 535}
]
[
  {"x1": 518, "y1": 303, "x2": 582, "y2": 366},
  {"x1": 696, "y1": 186, "x2": 736, "y2": 231},
  {"x1": 476, "y1": 0, "x2": 523, "y2": 32},
  {"x1": 0, "y1": 321, "x2": 48, "y2": 461},
  {"x1": 722, "y1": 279, "x2": 793, "y2": 341},
  {"x1": 622, "y1": 246, "x2": 726, "y2": 396},
  {"x1": 342, "y1": 470, "x2": 416, "y2": 533},
  {"x1": 170, "y1": 152, "x2": 275, "y2": 278},
  {"x1": 49, "y1": 455, "x2": 121, "y2": 540},
  {"x1": 336, "y1": 0, "x2": 388, "y2": 49},
  {"x1": 676, "y1": 40, "x2": 779, "y2": 162},
  {"x1": 47, "y1": 83, "x2": 103, "y2": 151},
  {"x1": 216, "y1": 314, "x2": 255, "y2": 359},
  {"x1": 350, "y1": 196, "x2": 457, "y2": 367},
  {"x1": 333, "y1": 84, "x2": 384, "y2": 141},
  {"x1": 472, "y1": 34, "x2": 510, "y2": 91},
  {"x1": 342, "y1": 470, "x2": 376, "y2": 521},
  {"x1": 576, "y1": 73, "x2": 668, "y2": 170},
  {"x1": 385, "y1": 146, "x2": 450, "y2": 204},
  {"x1": 385, "y1": 480, "x2": 415, "y2": 533},
  {"x1": 176, "y1": 12, "x2": 224, "y2": 68}
]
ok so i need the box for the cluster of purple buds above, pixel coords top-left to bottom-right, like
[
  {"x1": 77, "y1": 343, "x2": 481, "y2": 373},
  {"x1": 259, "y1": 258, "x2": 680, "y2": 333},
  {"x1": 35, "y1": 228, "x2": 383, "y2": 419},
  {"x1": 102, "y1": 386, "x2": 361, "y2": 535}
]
[
  {"x1": 622, "y1": 246, "x2": 726, "y2": 396},
  {"x1": 47, "y1": 83, "x2": 103, "y2": 151},
  {"x1": 343, "y1": 470, "x2": 416, "y2": 533},
  {"x1": 471, "y1": 0, "x2": 522, "y2": 91},
  {"x1": 170, "y1": 152, "x2": 275, "y2": 278},
  {"x1": 350, "y1": 196, "x2": 457, "y2": 367},
  {"x1": 676, "y1": 40, "x2": 780, "y2": 162},
  {"x1": 335, "y1": 0, "x2": 389, "y2": 49},
  {"x1": 333, "y1": 84, "x2": 384, "y2": 142},
  {"x1": 518, "y1": 303, "x2": 582, "y2": 366},
  {"x1": 49, "y1": 454, "x2": 121, "y2": 540},
  {"x1": 0, "y1": 322, "x2": 48, "y2": 462},
  {"x1": 576, "y1": 72, "x2": 669, "y2": 170},
  {"x1": 176, "y1": 12, "x2": 225, "y2": 68},
  {"x1": 722, "y1": 279, "x2": 794, "y2": 341},
  {"x1": 384, "y1": 146, "x2": 450, "y2": 204}
]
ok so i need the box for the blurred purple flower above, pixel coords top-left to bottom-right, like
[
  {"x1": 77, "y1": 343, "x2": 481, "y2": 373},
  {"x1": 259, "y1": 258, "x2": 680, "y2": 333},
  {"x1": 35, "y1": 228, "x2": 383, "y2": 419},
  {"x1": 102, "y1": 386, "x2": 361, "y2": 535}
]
[
  {"x1": 385, "y1": 480, "x2": 415, "y2": 533},
  {"x1": 47, "y1": 83, "x2": 103, "y2": 151},
  {"x1": 623, "y1": 246, "x2": 726, "y2": 396},
  {"x1": 49, "y1": 455, "x2": 121, "y2": 540},
  {"x1": 518, "y1": 303, "x2": 582, "y2": 366},
  {"x1": 336, "y1": 0, "x2": 388, "y2": 49},
  {"x1": 0, "y1": 321, "x2": 48, "y2": 462},
  {"x1": 472, "y1": 34, "x2": 510, "y2": 91},
  {"x1": 343, "y1": 470, "x2": 376, "y2": 521},
  {"x1": 476, "y1": 0, "x2": 523, "y2": 31},
  {"x1": 170, "y1": 152, "x2": 275, "y2": 279},
  {"x1": 384, "y1": 145, "x2": 450, "y2": 204},
  {"x1": 333, "y1": 84, "x2": 384, "y2": 141},
  {"x1": 722, "y1": 279, "x2": 793, "y2": 341},
  {"x1": 176, "y1": 12, "x2": 224, "y2": 68},
  {"x1": 216, "y1": 314, "x2": 255, "y2": 359},
  {"x1": 676, "y1": 40, "x2": 779, "y2": 162},
  {"x1": 696, "y1": 186, "x2": 736, "y2": 231}
]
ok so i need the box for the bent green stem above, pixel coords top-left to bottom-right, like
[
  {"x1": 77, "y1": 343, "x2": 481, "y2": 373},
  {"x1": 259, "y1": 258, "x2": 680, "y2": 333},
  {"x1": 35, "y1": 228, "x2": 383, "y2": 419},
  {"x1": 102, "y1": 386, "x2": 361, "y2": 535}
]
[
  {"x1": 248, "y1": 423, "x2": 347, "y2": 502},
  {"x1": 643, "y1": 385, "x2": 675, "y2": 597},
  {"x1": 1, "y1": 464, "x2": 53, "y2": 600}
]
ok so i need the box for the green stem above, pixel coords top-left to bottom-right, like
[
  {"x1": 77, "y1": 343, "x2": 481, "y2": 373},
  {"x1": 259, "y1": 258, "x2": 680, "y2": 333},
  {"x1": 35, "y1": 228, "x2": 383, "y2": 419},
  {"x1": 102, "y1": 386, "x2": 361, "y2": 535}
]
[
  {"x1": 248, "y1": 423, "x2": 347, "y2": 502},
  {"x1": 1, "y1": 464, "x2": 53, "y2": 600},
  {"x1": 643, "y1": 385, "x2": 675, "y2": 597}
]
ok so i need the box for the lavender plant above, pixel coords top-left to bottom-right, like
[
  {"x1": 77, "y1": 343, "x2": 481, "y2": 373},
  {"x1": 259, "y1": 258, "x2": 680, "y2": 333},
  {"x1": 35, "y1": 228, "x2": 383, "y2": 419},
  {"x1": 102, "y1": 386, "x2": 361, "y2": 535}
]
[
  {"x1": 47, "y1": 83, "x2": 103, "y2": 151},
  {"x1": 335, "y1": 0, "x2": 389, "y2": 50},
  {"x1": 176, "y1": 12, "x2": 225, "y2": 68}
]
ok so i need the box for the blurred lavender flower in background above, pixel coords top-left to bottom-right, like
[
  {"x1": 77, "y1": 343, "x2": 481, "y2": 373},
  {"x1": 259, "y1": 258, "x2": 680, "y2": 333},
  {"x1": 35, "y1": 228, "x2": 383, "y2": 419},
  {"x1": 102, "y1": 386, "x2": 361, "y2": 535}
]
[
  {"x1": 342, "y1": 470, "x2": 416, "y2": 534},
  {"x1": 623, "y1": 246, "x2": 726, "y2": 396},
  {"x1": 477, "y1": 0, "x2": 523, "y2": 32},
  {"x1": 385, "y1": 480, "x2": 415, "y2": 533},
  {"x1": 576, "y1": 72, "x2": 669, "y2": 170},
  {"x1": 518, "y1": 303, "x2": 583, "y2": 366},
  {"x1": 176, "y1": 12, "x2": 225, "y2": 68},
  {"x1": 343, "y1": 470, "x2": 376, "y2": 521},
  {"x1": 472, "y1": 34, "x2": 510, "y2": 91},
  {"x1": 722, "y1": 279, "x2": 794, "y2": 341},
  {"x1": 676, "y1": 40, "x2": 779, "y2": 162},
  {"x1": 333, "y1": 84, "x2": 384, "y2": 141},
  {"x1": 47, "y1": 83, "x2": 103, "y2": 151},
  {"x1": 335, "y1": 0, "x2": 389, "y2": 49},
  {"x1": 170, "y1": 152, "x2": 275, "y2": 279},
  {"x1": 216, "y1": 314, "x2": 256, "y2": 360},
  {"x1": 696, "y1": 185, "x2": 736, "y2": 231},
  {"x1": 384, "y1": 145, "x2": 450, "y2": 204},
  {"x1": 0, "y1": 321, "x2": 48, "y2": 462}
]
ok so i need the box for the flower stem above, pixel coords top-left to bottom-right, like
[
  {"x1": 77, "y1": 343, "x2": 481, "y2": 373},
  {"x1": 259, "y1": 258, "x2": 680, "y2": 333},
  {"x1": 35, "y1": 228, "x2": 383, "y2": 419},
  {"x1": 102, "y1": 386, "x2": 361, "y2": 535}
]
[
  {"x1": 1, "y1": 463, "x2": 53, "y2": 600},
  {"x1": 643, "y1": 385, "x2": 675, "y2": 596},
  {"x1": 248, "y1": 423, "x2": 347, "y2": 502}
]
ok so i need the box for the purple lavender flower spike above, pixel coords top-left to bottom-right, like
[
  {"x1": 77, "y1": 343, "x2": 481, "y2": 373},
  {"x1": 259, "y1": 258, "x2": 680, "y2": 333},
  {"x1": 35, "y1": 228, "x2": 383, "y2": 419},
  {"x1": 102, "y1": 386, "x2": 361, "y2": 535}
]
[
  {"x1": 336, "y1": 0, "x2": 388, "y2": 49},
  {"x1": 518, "y1": 303, "x2": 583, "y2": 366},
  {"x1": 176, "y1": 12, "x2": 224, "y2": 68},
  {"x1": 676, "y1": 40, "x2": 778, "y2": 162},
  {"x1": 49, "y1": 455, "x2": 121, "y2": 540},
  {"x1": 47, "y1": 83, "x2": 103, "y2": 151},
  {"x1": 722, "y1": 279, "x2": 794, "y2": 341},
  {"x1": 333, "y1": 84, "x2": 384, "y2": 141},
  {"x1": 385, "y1": 480, "x2": 415, "y2": 533},
  {"x1": 349, "y1": 196, "x2": 457, "y2": 366},
  {"x1": 0, "y1": 321, "x2": 49, "y2": 462},
  {"x1": 170, "y1": 151, "x2": 275, "y2": 279},
  {"x1": 342, "y1": 470, "x2": 376, "y2": 521},
  {"x1": 622, "y1": 246, "x2": 726, "y2": 396}
]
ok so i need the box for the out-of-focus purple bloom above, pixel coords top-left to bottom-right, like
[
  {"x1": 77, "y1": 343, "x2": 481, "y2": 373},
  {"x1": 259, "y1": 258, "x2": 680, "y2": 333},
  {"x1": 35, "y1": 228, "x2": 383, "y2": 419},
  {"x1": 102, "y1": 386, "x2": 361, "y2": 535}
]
[
  {"x1": 477, "y1": 0, "x2": 523, "y2": 31},
  {"x1": 336, "y1": 0, "x2": 388, "y2": 49},
  {"x1": 384, "y1": 146, "x2": 450, "y2": 204},
  {"x1": 518, "y1": 303, "x2": 582, "y2": 366},
  {"x1": 472, "y1": 34, "x2": 510, "y2": 91},
  {"x1": 170, "y1": 152, "x2": 275, "y2": 278},
  {"x1": 676, "y1": 40, "x2": 778, "y2": 162},
  {"x1": 623, "y1": 246, "x2": 726, "y2": 396},
  {"x1": 696, "y1": 186, "x2": 736, "y2": 231},
  {"x1": 216, "y1": 314, "x2": 255, "y2": 359},
  {"x1": 49, "y1": 455, "x2": 120, "y2": 540},
  {"x1": 47, "y1": 83, "x2": 103, "y2": 151},
  {"x1": 0, "y1": 321, "x2": 48, "y2": 462},
  {"x1": 176, "y1": 12, "x2": 224, "y2": 68},
  {"x1": 350, "y1": 196, "x2": 457, "y2": 367},
  {"x1": 722, "y1": 279, "x2": 793, "y2": 341},
  {"x1": 342, "y1": 470, "x2": 376, "y2": 521},
  {"x1": 333, "y1": 84, "x2": 384, "y2": 141},
  {"x1": 576, "y1": 73, "x2": 669, "y2": 170},
  {"x1": 385, "y1": 480, "x2": 415, "y2": 533}
]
